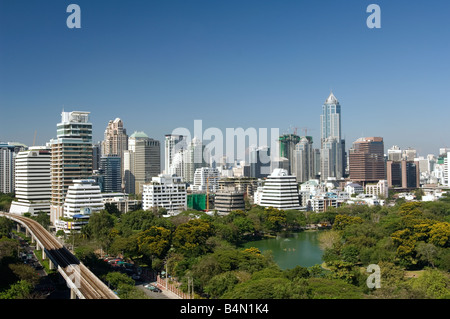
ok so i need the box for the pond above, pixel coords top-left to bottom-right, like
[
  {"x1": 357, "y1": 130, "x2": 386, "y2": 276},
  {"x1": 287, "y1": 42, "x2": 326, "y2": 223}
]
[{"x1": 242, "y1": 230, "x2": 324, "y2": 270}]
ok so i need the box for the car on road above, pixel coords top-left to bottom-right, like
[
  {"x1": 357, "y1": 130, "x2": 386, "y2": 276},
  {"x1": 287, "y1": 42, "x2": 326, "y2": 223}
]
[{"x1": 144, "y1": 283, "x2": 162, "y2": 292}]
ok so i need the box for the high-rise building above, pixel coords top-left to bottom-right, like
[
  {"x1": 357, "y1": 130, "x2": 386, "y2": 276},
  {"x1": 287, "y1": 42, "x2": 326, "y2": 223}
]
[
  {"x1": 9, "y1": 146, "x2": 51, "y2": 215},
  {"x1": 292, "y1": 136, "x2": 314, "y2": 183},
  {"x1": 100, "y1": 155, "x2": 122, "y2": 192},
  {"x1": 49, "y1": 111, "x2": 93, "y2": 224},
  {"x1": 349, "y1": 137, "x2": 385, "y2": 185},
  {"x1": 123, "y1": 131, "x2": 160, "y2": 194},
  {"x1": 92, "y1": 142, "x2": 102, "y2": 171},
  {"x1": 101, "y1": 118, "x2": 128, "y2": 157},
  {"x1": 0, "y1": 143, "x2": 26, "y2": 193},
  {"x1": 320, "y1": 92, "x2": 345, "y2": 180},
  {"x1": 279, "y1": 134, "x2": 301, "y2": 175},
  {"x1": 165, "y1": 134, "x2": 186, "y2": 173},
  {"x1": 259, "y1": 168, "x2": 302, "y2": 210},
  {"x1": 249, "y1": 145, "x2": 271, "y2": 178}
]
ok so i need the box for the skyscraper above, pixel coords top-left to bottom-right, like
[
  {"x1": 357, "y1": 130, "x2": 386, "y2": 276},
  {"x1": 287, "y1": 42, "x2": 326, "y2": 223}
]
[
  {"x1": 102, "y1": 118, "x2": 128, "y2": 157},
  {"x1": 293, "y1": 136, "x2": 314, "y2": 183},
  {"x1": 0, "y1": 143, "x2": 23, "y2": 193},
  {"x1": 249, "y1": 145, "x2": 271, "y2": 178},
  {"x1": 320, "y1": 92, "x2": 345, "y2": 180},
  {"x1": 9, "y1": 146, "x2": 51, "y2": 215},
  {"x1": 165, "y1": 134, "x2": 186, "y2": 173},
  {"x1": 349, "y1": 137, "x2": 385, "y2": 185},
  {"x1": 279, "y1": 134, "x2": 301, "y2": 175},
  {"x1": 100, "y1": 155, "x2": 122, "y2": 193},
  {"x1": 123, "y1": 131, "x2": 160, "y2": 194},
  {"x1": 49, "y1": 111, "x2": 92, "y2": 224}
]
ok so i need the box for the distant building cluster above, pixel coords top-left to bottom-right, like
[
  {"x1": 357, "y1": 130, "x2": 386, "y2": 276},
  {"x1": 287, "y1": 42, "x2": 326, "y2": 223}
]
[{"x1": 2, "y1": 92, "x2": 448, "y2": 233}]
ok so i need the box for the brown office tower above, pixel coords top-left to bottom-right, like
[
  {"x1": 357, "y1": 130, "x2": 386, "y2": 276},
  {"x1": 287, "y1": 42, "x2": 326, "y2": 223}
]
[
  {"x1": 349, "y1": 137, "x2": 385, "y2": 185},
  {"x1": 386, "y1": 160, "x2": 420, "y2": 189}
]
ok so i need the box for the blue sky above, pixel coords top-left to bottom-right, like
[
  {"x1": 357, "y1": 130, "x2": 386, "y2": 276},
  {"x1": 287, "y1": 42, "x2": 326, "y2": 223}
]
[{"x1": 1, "y1": 0, "x2": 450, "y2": 159}]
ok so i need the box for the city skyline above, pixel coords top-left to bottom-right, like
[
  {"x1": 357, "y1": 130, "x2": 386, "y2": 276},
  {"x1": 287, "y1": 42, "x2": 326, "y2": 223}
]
[{"x1": 1, "y1": 1, "x2": 450, "y2": 158}]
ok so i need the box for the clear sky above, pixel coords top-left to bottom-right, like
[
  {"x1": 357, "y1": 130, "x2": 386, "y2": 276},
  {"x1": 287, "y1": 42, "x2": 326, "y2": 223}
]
[{"x1": 1, "y1": 0, "x2": 450, "y2": 160}]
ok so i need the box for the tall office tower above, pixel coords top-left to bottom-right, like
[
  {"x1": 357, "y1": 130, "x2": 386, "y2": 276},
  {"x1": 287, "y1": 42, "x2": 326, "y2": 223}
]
[
  {"x1": 279, "y1": 134, "x2": 301, "y2": 175},
  {"x1": 164, "y1": 134, "x2": 186, "y2": 173},
  {"x1": 249, "y1": 145, "x2": 271, "y2": 178},
  {"x1": 102, "y1": 118, "x2": 128, "y2": 157},
  {"x1": 259, "y1": 168, "x2": 302, "y2": 210},
  {"x1": 182, "y1": 137, "x2": 208, "y2": 184},
  {"x1": 349, "y1": 137, "x2": 386, "y2": 186},
  {"x1": 293, "y1": 136, "x2": 314, "y2": 183},
  {"x1": 386, "y1": 160, "x2": 420, "y2": 189},
  {"x1": 388, "y1": 145, "x2": 402, "y2": 161},
  {"x1": 320, "y1": 92, "x2": 345, "y2": 180},
  {"x1": 92, "y1": 142, "x2": 102, "y2": 171},
  {"x1": 100, "y1": 155, "x2": 122, "y2": 192},
  {"x1": 0, "y1": 143, "x2": 24, "y2": 193},
  {"x1": 9, "y1": 146, "x2": 51, "y2": 215},
  {"x1": 49, "y1": 111, "x2": 92, "y2": 224},
  {"x1": 123, "y1": 149, "x2": 135, "y2": 194},
  {"x1": 123, "y1": 131, "x2": 160, "y2": 194},
  {"x1": 313, "y1": 148, "x2": 321, "y2": 179}
]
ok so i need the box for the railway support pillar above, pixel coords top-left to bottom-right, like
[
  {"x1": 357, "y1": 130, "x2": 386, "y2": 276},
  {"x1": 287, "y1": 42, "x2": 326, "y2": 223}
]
[{"x1": 70, "y1": 288, "x2": 77, "y2": 299}]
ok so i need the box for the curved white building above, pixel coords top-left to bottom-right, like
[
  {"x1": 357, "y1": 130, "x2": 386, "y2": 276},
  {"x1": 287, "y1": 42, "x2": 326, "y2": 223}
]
[
  {"x1": 259, "y1": 169, "x2": 302, "y2": 210},
  {"x1": 63, "y1": 179, "x2": 104, "y2": 218},
  {"x1": 55, "y1": 179, "x2": 103, "y2": 233}
]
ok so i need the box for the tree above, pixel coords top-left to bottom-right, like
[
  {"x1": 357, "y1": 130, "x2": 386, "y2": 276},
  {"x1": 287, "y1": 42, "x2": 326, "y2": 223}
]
[
  {"x1": 172, "y1": 219, "x2": 214, "y2": 256},
  {"x1": 0, "y1": 217, "x2": 14, "y2": 238},
  {"x1": 409, "y1": 268, "x2": 450, "y2": 299},
  {"x1": 416, "y1": 242, "x2": 438, "y2": 268},
  {"x1": 85, "y1": 210, "x2": 115, "y2": 244},
  {"x1": 332, "y1": 214, "x2": 364, "y2": 231},
  {"x1": 0, "y1": 280, "x2": 33, "y2": 299},
  {"x1": 204, "y1": 271, "x2": 239, "y2": 298},
  {"x1": 263, "y1": 207, "x2": 286, "y2": 233},
  {"x1": 137, "y1": 226, "x2": 171, "y2": 260}
]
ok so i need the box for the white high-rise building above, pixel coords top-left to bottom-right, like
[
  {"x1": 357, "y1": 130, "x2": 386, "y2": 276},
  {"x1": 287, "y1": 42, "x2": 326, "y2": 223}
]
[
  {"x1": 49, "y1": 111, "x2": 93, "y2": 224},
  {"x1": 142, "y1": 174, "x2": 187, "y2": 215},
  {"x1": 164, "y1": 134, "x2": 186, "y2": 174},
  {"x1": 259, "y1": 168, "x2": 302, "y2": 210},
  {"x1": 191, "y1": 167, "x2": 219, "y2": 192},
  {"x1": 9, "y1": 147, "x2": 51, "y2": 215}
]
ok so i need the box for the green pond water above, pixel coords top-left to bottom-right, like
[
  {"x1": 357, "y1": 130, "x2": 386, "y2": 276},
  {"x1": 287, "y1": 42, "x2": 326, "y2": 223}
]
[{"x1": 242, "y1": 231, "x2": 324, "y2": 270}]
